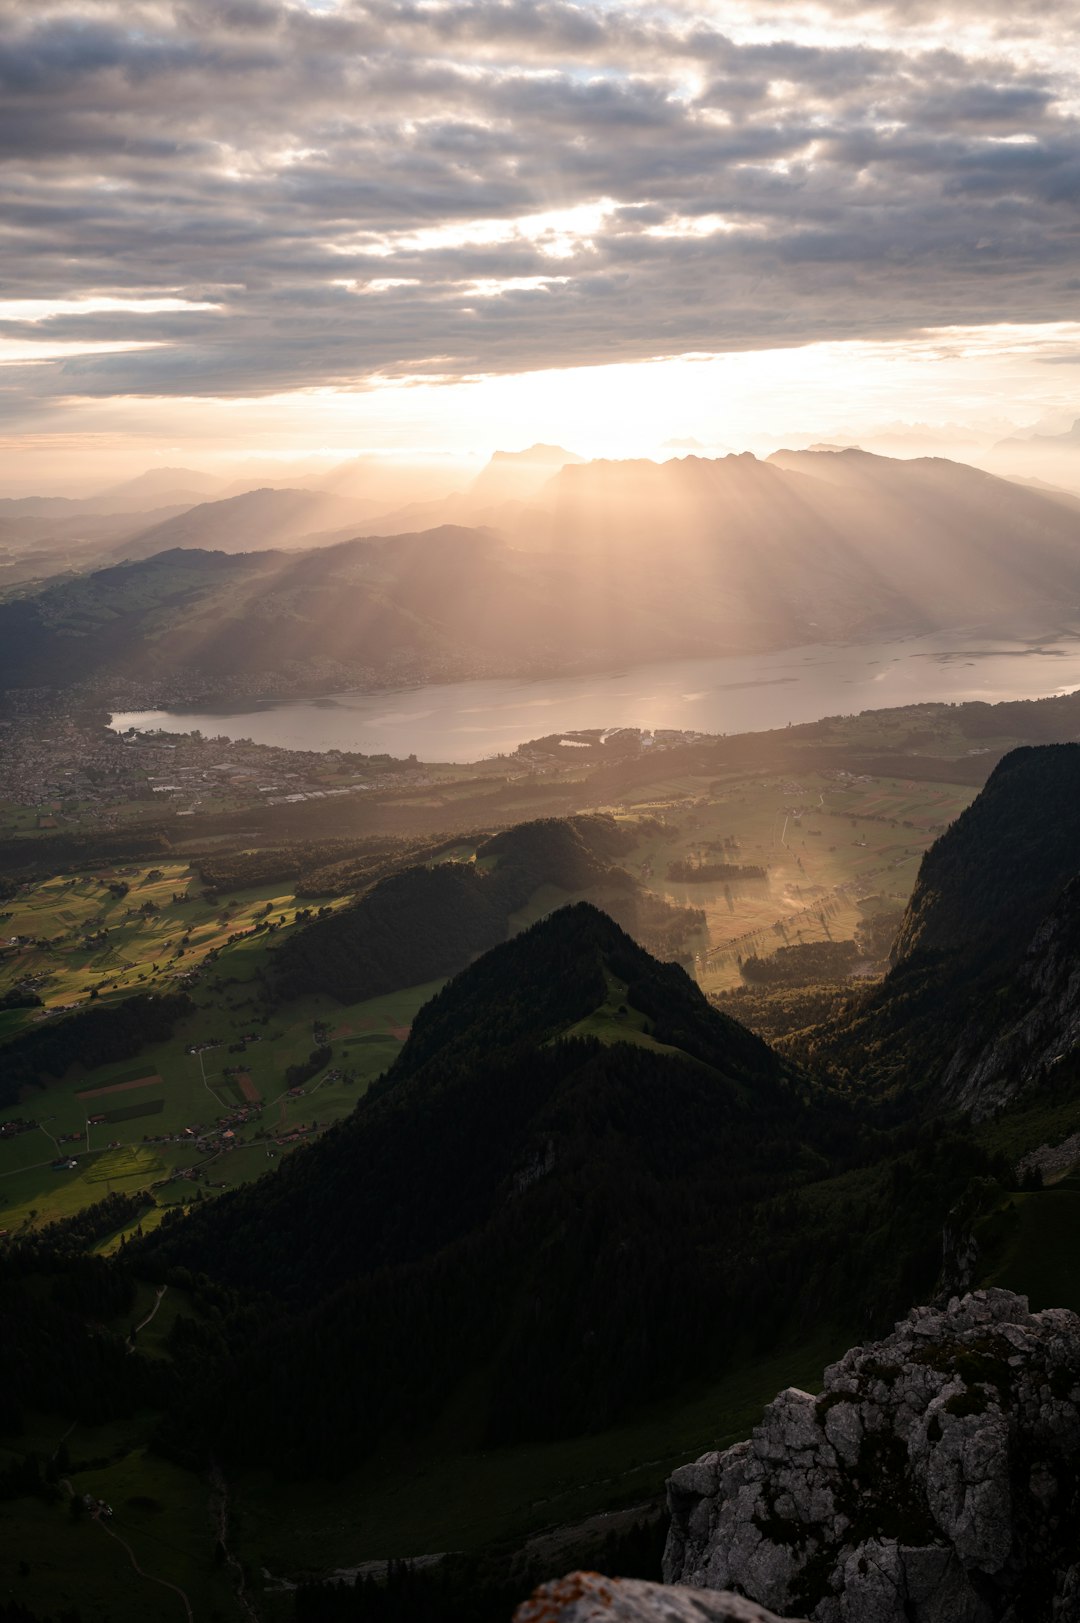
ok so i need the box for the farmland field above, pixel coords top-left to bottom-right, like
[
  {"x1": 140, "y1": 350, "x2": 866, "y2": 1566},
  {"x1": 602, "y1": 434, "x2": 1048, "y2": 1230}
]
[
  {"x1": 0, "y1": 860, "x2": 352, "y2": 1025},
  {"x1": 0, "y1": 855, "x2": 445, "y2": 1233},
  {"x1": 0, "y1": 766, "x2": 976, "y2": 1236},
  {"x1": 77, "y1": 1074, "x2": 164, "y2": 1099}
]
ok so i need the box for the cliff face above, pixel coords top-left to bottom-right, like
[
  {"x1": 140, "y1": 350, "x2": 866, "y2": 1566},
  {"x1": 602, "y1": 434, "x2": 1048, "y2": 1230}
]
[
  {"x1": 890, "y1": 744, "x2": 1080, "y2": 970},
  {"x1": 815, "y1": 746, "x2": 1080, "y2": 1116},
  {"x1": 942, "y1": 874, "x2": 1080, "y2": 1120},
  {"x1": 664, "y1": 1290, "x2": 1080, "y2": 1623}
]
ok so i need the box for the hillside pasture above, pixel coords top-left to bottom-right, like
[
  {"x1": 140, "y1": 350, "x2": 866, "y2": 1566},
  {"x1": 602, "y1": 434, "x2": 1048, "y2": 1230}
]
[
  {"x1": 0, "y1": 969, "x2": 443, "y2": 1233},
  {"x1": 0, "y1": 859, "x2": 352, "y2": 1023}
]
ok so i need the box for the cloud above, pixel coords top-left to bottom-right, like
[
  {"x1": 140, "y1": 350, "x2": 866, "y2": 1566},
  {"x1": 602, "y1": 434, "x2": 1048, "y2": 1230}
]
[{"x1": 0, "y1": 0, "x2": 1077, "y2": 408}]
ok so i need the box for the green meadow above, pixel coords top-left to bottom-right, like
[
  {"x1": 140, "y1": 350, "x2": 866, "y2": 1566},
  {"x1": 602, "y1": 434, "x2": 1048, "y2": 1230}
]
[
  {"x1": 0, "y1": 857, "x2": 444, "y2": 1231},
  {"x1": 0, "y1": 768, "x2": 975, "y2": 1235},
  {"x1": 233, "y1": 1326, "x2": 847, "y2": 1582}
]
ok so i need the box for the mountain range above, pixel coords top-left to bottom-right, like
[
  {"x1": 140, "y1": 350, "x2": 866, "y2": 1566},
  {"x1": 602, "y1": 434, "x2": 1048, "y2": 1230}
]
[
  {"x1": 97, "y1": 485, "x2": 378, "y2": 562},
  {"x1": 992, "y1": 418, "x2": 1080, "y2": 493},
  {"x1": 4, "y1": 449, "x2": 1080, "y2": 701}
]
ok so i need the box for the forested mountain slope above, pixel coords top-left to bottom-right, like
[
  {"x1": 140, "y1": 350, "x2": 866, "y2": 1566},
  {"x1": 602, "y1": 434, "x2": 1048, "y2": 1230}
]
[
  {"x1": 0, "y1": 527, "x2": 569, "y2": 694},
  {"x1": 142, "y1": 905, "x2": 997, "y2": 1478},
  {"x1": 271, "y1": 813, "x2": 653, "y2": 1002}
]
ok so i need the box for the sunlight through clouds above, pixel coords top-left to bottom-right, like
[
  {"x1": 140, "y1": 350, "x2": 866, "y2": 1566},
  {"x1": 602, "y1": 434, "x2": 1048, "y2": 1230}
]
[{"x1": 0, "y1": 0, "x2": 1077, "y2": 478}]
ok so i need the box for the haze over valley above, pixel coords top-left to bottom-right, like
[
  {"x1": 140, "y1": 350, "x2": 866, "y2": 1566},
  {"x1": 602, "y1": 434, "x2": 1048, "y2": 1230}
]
[{"x1": 8, "y1": 3, "x2": 1080, "y2": 1622}]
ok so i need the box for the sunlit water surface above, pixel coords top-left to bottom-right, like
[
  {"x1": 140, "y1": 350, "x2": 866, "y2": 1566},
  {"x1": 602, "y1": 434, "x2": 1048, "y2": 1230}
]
[{"x1": 109, "y1": 630, "x2": 1080, "y2": 763}]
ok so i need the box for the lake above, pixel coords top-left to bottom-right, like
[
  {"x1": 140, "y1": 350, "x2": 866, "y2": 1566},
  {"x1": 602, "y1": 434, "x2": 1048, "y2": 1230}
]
[{"x1": 109, "y1": 630, "x2": 1080, "y2": 763}]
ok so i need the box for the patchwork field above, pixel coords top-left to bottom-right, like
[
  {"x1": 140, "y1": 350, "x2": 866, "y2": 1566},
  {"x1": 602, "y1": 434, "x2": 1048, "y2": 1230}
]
[
  {"x1": 0, "y1": 766, "x2": 976, "y2": 1236},
  {"x1": 0, "y1": 859, "x2": 352, "y2": 1024},
  {"x1": 0, "y1": 865, "x2": 444, "y2": 1233},
  {"x1": 76, "y1": 1074, "x2": 164, "y2": 1099}
]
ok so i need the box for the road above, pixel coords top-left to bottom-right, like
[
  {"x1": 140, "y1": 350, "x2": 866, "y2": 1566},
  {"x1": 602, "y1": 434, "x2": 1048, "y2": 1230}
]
[{"x1": 133, "y1": 1283, "x2": 168, "y2": 1335}]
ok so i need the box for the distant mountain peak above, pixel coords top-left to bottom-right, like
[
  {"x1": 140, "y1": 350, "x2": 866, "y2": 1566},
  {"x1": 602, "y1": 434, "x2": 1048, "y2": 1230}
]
[
  {"x1": 92, "y1": 465, "x2": 218, "y2": 501},
  {"x1": 466, "y1": 444, "x2": 587, "y2": 506},
  {"x1": 487, "y1": 443, "x2": 585, "y2": 466}
]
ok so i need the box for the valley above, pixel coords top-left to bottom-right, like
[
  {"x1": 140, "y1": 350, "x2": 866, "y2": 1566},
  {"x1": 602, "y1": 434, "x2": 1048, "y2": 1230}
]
[
  {"x1": 10, "y1": 3, "x2": 1080, "y2": 1611},
  {"x1": 5, "y1": 696, "x2": 1080, "y2": 1622},
  {"x1": 0, "y1": 753, "x2": 977, "y2": 1240},
  {"x1": 7, "y1": 452, "x2": 1080, "y2": 1623}
]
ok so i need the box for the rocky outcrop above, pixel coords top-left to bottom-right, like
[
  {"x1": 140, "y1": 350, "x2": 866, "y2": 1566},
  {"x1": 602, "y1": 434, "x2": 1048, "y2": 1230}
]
[
  {"x1": 514, "y1": 1572, "x2": 801, "y2": 1622},
  {"x1": 664, "y1": 1290, "x2": 1080, "y2": 1622}
]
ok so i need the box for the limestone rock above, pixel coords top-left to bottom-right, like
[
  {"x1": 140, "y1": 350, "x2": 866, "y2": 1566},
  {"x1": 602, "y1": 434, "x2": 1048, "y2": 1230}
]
[
  {"x1": 513, "y1": 1571, "x2": 803, "y2": 1622},
  {"x1": 664, "y1": 1290, "x2": 1080, "y2": 1621}
]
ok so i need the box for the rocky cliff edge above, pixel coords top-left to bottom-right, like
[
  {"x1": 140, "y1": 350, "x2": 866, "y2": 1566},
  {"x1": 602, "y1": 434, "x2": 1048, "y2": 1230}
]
[
  {"x1": 663, "y1": 1289, "x2": 1080, "y2": 1623},
  {"x1": 514, "y1": 1571, "x2": 801, "y2": 1622}
]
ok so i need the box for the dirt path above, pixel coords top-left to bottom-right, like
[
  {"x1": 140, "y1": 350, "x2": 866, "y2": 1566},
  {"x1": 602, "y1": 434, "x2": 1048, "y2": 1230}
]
[
  {"x1": 93, "y1": 1510, "x2": 194, "y2": 1623},
  {"x1": 51, "y1": 1421, "x2": 77, "y2": 1462},
  {"x1": 134, "y1": 1284, "x2": 167, "y2": 1335},
  {"x1": 195, "y1": 1047, "x2": 231, "y2": 1110},
  {"x1": 57, "y1": 1477, "x2": 194, "y2": 1623},
  {"x1": 0, "y1": 1155, "x2": 62, "y2": 1179}
]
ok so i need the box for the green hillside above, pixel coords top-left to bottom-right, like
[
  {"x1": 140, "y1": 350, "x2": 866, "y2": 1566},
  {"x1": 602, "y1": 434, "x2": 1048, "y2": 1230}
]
[{"x1": 142, "y1": 905, "x2": 989, "y2": 1491}]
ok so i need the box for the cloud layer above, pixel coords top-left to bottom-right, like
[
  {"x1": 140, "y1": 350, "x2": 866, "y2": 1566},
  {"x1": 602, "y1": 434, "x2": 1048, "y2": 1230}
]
[{"x1": 2, "y1": 0, "x2": 1079, "y2": 408}]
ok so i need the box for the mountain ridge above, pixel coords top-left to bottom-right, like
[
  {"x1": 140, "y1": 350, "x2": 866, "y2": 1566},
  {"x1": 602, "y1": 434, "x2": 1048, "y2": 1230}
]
[{"x1": 5, "y1": 449, "x2": 1080, "y2": 701}]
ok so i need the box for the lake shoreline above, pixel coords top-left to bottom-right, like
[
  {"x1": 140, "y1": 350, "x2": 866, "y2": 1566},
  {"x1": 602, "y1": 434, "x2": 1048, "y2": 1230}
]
[{"x1": 110, "y1": 628, "x2": 1080, "y2": 766}]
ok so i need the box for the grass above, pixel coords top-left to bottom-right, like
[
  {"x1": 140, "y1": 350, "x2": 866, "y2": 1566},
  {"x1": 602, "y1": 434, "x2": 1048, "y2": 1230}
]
[
  {"x1": 0, "y1": 1450, "x2": 235, "y2": 1623},
  {"x1": 84, "y1": 1145, "x2": 165, "y2": 1185},
  {"x1": 0, "y1": 1280, "x2": 225, "y2": 1622},
  {"x1": 0, "y1": 965, "x2": 444, "y2": 1232},
  {"x1": 562, "y1": 970, "x2": 691, "y2": 1058},
  {"x1": 507, "y1": 882, "x2": 576, "y2": 933},
  {"x1": 78, "y1": 1064, "x2": 157, "y2": 1090},
  {"x1": 233, "y1": 1325, "x2": 846, "y2": 1575},
  {"x1": 606, "y1": 771, "x2": 975, "y2": 992},
  {"x1": 104, "y1": 1099, "x2": 166, "y2": 1124},
  {"x1": 0, "y1": 1316, "x2": 844, "y2": 1616},
  {"x1": 976, "y1": 1095, "x2": 1080, "y2": 1166},
  {"x1": 979, "y1": 1186, "x2": 1080, "y2": 1314},
  {"x1": 0, "y1": 859, "x2": 352, "y2": 1018}
]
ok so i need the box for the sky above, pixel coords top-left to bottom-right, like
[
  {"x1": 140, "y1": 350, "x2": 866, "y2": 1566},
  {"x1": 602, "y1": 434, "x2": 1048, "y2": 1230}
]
[{"x1": 3, "y1": 0, "x2": 1080, "y2": 490}]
